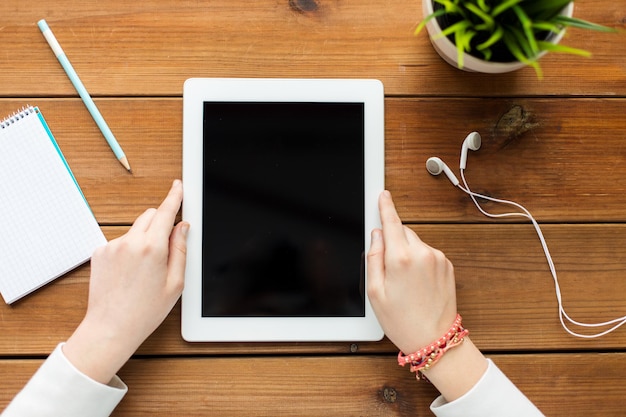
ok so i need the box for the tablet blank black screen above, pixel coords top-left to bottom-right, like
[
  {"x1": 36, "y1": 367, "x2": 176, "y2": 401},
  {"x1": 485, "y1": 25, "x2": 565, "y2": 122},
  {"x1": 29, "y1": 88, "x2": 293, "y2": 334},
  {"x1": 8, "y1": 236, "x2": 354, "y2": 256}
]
[{"x1": 202, "y1": 101, "x2": 365, "y2": 317}]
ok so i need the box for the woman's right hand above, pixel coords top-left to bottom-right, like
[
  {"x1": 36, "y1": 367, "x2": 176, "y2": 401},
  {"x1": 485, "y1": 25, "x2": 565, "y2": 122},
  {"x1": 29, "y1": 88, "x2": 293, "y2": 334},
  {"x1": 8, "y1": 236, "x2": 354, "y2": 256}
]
[
  {"x1": 366, "y1": 190, "x2": 458, "y2": 355},
  {"x1": 366, "y1": 190, "x2": 488, "y2": 402}
]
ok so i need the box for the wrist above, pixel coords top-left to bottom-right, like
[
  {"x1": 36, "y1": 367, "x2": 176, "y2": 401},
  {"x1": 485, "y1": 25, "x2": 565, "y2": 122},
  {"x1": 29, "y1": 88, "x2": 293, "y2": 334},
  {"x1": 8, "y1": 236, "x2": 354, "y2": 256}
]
[
  {"x1": 398, "y1": 314, "x2": 468, "y2": 374},
  {"x1": 395, "y1": 314, "x2": 488, "y2": 402},
  {"x1": 420, "y1": 337, "x2": 488, "y2": 402},
  {"x1": 63, "y1": 318, "x2": 136, "y2": 384}
]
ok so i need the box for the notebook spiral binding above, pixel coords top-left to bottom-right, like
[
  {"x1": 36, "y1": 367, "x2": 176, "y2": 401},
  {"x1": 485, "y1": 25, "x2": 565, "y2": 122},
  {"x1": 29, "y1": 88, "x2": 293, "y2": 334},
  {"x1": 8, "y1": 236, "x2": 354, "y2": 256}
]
[{"x1": 0, "y1": 106, "x2": 36, "y2": 129}]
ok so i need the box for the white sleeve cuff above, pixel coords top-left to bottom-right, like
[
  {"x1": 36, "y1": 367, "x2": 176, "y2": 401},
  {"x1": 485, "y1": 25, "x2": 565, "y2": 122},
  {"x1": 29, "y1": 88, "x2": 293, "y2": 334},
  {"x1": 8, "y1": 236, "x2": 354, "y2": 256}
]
[
  {"x1": 2, "y1": 343, "x2": 127, "y2": 417},
  {"x1": 430, "y1": 359, "x2": 544, "y2": 417}
]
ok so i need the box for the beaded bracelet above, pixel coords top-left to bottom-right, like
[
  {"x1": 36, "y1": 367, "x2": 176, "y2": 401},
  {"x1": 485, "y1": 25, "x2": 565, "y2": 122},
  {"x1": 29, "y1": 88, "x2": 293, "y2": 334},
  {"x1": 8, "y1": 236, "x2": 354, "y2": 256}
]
[{"x1": 397, "y1": 314, "x2": 469, "y2": 380}]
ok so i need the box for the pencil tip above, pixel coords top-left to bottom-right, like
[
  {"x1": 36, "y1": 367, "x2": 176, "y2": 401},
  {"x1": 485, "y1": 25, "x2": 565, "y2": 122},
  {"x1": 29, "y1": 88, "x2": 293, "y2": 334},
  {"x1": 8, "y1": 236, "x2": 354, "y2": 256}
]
[{"x1": 119, "y1": 156, "x2": 132, "y2": 173}]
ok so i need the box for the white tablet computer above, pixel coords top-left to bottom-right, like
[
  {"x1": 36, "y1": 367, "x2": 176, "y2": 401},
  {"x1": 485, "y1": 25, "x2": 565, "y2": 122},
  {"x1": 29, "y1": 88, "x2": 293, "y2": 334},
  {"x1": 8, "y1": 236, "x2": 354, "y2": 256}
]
[{"x1": 182, "y1": 78, "x2": 384, "y2": 342}]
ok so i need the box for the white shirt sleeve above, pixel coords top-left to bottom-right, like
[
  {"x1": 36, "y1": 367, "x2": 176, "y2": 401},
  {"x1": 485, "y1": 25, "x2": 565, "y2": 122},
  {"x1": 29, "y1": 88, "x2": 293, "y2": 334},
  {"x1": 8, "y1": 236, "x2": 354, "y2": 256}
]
[
  {"x1": 1, "y1": 343, "x2": 127, "y2": 417},
  {"x1": 430, "y1": 359, "x2": 544, "y2": 417}
]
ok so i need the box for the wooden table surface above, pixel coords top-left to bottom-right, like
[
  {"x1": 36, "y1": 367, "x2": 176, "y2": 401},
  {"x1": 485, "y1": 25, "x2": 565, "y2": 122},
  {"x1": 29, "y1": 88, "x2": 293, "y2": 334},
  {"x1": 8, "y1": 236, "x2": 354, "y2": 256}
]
[{"x1": 1, "y1": 1, "x2": 625, "y2": 415}]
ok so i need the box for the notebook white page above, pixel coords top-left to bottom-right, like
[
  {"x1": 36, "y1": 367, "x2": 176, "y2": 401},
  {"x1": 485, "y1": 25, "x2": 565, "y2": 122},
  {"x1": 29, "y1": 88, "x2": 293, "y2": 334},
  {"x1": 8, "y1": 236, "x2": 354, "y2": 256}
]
[{"x1": 0, "y1": 107, "x2": 107, "y2": 304}]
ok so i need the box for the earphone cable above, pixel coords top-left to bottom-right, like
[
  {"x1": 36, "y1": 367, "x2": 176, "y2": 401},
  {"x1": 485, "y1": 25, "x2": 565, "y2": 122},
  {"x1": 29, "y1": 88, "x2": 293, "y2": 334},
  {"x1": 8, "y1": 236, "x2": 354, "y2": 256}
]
[{"x1": 458, "y1": 169, "x2": 626, "y2": 338}]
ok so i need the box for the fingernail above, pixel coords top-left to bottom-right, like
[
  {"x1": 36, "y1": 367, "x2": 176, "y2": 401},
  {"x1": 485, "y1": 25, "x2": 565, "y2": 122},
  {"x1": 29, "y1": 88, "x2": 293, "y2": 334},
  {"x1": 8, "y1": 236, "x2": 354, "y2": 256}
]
[
  {"x1": 372, "y1": 229, "x2": 382, "y2": 240},
  {"x1": 181, "y1": 222, "x2": 190, "y2": 238},
  {"x1": 382, "y1": 190, "x2": 391, "y2": 198},
  {"x1": 173, "y1": 179, "x2": 182, "y2": 188}
]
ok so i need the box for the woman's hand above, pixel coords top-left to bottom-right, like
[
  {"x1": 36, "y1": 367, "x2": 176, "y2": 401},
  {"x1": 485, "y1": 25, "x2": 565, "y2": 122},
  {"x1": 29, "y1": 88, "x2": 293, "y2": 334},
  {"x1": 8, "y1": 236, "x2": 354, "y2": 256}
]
[
  {"x1": 366, "y1": 190, "x2": 458, "y2": 355},
  {"x1": 63, "y1": 179, "x2": 189, "y2": 384},
  {"x1": 367, "y1": 190, "x2": 487, "y2": 401}
]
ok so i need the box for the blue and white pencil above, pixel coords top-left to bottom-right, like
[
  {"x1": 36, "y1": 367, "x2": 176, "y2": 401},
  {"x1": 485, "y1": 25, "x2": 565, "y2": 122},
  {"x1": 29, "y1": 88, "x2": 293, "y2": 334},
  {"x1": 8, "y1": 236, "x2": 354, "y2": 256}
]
[{"x1": 37, "y1": 19, "x2": 132, "y2": 173}]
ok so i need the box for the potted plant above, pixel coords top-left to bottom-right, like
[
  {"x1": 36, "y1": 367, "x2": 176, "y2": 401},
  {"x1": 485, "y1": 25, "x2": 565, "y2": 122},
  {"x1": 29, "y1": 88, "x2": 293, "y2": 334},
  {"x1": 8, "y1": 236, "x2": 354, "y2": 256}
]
[{"x1": 416, "y1": 0, "x2": 616, "y2": 77}]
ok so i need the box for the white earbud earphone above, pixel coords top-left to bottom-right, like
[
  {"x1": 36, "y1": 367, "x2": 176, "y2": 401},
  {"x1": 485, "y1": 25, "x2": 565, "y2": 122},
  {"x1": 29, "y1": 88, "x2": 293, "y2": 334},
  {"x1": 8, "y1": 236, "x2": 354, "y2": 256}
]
[
  {"x1": 426, "y1": 156, "x2": 459, "y2": 186},
  {"x1": 426, "y1": 131, "x2": 482, "y2": 184},
  {"x1": 427, "y1": 132, "x2": 626, "y2": 339},
  {"x1": 460, "y1": 131, "x2": 481, "y2": 170}
]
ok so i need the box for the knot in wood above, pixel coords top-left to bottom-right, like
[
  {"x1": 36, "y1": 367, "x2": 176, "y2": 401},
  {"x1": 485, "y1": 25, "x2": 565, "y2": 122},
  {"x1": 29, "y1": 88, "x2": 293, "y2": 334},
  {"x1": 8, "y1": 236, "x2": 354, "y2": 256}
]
[
  {"x1": 383, "y1": 387, "x2": 397, "y2": 403},
  {"x1": 289, "y1": 0, "x2": 319, "y2": 13},
  {"x1": 494, "y1": 104, "x2": 538, "y2": 147}
]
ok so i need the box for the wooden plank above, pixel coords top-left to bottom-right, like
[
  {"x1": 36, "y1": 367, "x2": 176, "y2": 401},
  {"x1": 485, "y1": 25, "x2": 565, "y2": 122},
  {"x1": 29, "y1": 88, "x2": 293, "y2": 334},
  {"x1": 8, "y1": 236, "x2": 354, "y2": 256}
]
[
  {"x1": 418, "y1": 223, "x2": 626, "y2": 349},
  {"x1": 1, "y1": 353, "x2": 625, "y2": 416},
  {"x1": 386, "y1": 97, "x2": 626, "y2": 223},
  {"x1": 0, "y1": 99, "x2": 181, "y2": 224},
  {"x1": 3, "y1": 224, "x2": 626, "y2": 356},
  {"x1": 0, "y1": 2, "x2": 621, "y2": 416},
  {"x1": 2, "y1": 97, "x2": 626, "y2": 223},
  {"x1": 0, "y1": 0, "x2": 623, "y2": 97}
]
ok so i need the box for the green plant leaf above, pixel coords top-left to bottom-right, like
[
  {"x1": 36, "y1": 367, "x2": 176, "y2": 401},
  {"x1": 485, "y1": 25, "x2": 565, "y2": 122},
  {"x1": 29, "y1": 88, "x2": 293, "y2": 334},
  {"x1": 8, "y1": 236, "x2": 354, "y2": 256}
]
[
  {"x1": 465, "y1": 3, "x2": 494, "y2": 29},
  {"x1": 457, "y1": 28, "x2": 476, "y2": 52},
  {"x1": 476, "y1": 0, "x2": 489, "y2": 13},
  {"x1": 502, "y1": 31, "x2": 529, "y2": 63},
  {"x1": 437, "y1": 20, "x2": 473, "y2": 39},
  {"x1": 511, "y1": 5, "x2": 539, "y2": 56},
  {"x1": 507, "y1": 25, "x2": 541, "y2": 62},
  {"x1": 479, "y1": 48, "x2": 492, "y2": 61},
  {"x1": 491, "y1": 0, "x2": 523, "y2": 18},
  {"x1": 434, "y1": 0, "x2": 465, "y2": 15},
  {"x1": 454, "y1": 30, "x2": 469, "y2": 68},
  {"x1": 414, "y1": 8, "x2": 447, "y2": 35},
  {"x1": 524, "y1": 0, "x2": 571, "y2": 10},
  {"x1": 476, "y1": 25, "x2": 504, "y2": 51},
  {"x1": 531, "y1": 21, "x2": 562, "y2": 34},
  {"x1": 503, "y1": 30, "x2": 543, "y2": 78},
  {"x1": 554, "y1": 15, "x2": 618, "y2": 32},
  {"x1": 537, "y1": 40, "x2": 592, "y2": 57},
  {"x1": 523, "y1": 0, "x2": 571, "y2": 20}
]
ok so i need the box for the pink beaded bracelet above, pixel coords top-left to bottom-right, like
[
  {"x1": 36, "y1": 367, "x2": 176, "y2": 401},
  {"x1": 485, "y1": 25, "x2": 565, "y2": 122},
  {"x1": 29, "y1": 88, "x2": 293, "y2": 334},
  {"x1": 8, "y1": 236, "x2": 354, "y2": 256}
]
[{"x1": 397, "y1": 314, "x2": 469, "y2": 379}]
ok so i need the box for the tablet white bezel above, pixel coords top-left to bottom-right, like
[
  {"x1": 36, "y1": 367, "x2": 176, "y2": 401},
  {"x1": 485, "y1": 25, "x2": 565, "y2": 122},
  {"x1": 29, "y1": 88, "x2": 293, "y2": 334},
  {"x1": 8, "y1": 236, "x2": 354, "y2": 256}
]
[{"x1": 182, "y1": 78, "x2": 384, "y2": 342}]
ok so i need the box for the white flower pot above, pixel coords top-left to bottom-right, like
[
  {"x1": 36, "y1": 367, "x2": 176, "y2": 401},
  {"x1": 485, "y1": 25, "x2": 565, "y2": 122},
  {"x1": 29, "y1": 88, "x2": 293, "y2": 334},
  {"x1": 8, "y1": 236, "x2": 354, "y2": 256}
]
[{"x1": 422, "y1": 1, "x2": 574, "y2": 73}]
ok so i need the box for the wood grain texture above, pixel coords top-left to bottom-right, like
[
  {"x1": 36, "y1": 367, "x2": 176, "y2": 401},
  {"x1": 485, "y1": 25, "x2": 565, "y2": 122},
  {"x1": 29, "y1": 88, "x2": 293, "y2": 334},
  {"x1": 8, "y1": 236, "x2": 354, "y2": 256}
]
[
  {"x1": 386, "y1": 97, "x2": 626, "y2": 222},
  {"x1": 1, "y1": 97, "x2": 625, "y2": 224},
  {"x1": 3, "y1": 224, "x2": 626, "y2": 356},
  {"x1": 0, "y1": 1, "x2": 624, "y2": 97},
  {"x1": 1, "y1": 353, "x2": 625, "y2": 416},
  {"x1": 1, "y1": 1, "x2": 625, "y2": 415}
]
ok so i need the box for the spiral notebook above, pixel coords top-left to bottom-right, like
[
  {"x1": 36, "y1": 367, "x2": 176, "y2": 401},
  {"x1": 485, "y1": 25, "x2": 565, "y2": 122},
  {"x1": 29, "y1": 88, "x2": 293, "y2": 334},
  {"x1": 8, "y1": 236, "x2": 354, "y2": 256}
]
[{"x1": 0, "y1": 106, "x2": 107, "y2": 304}]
